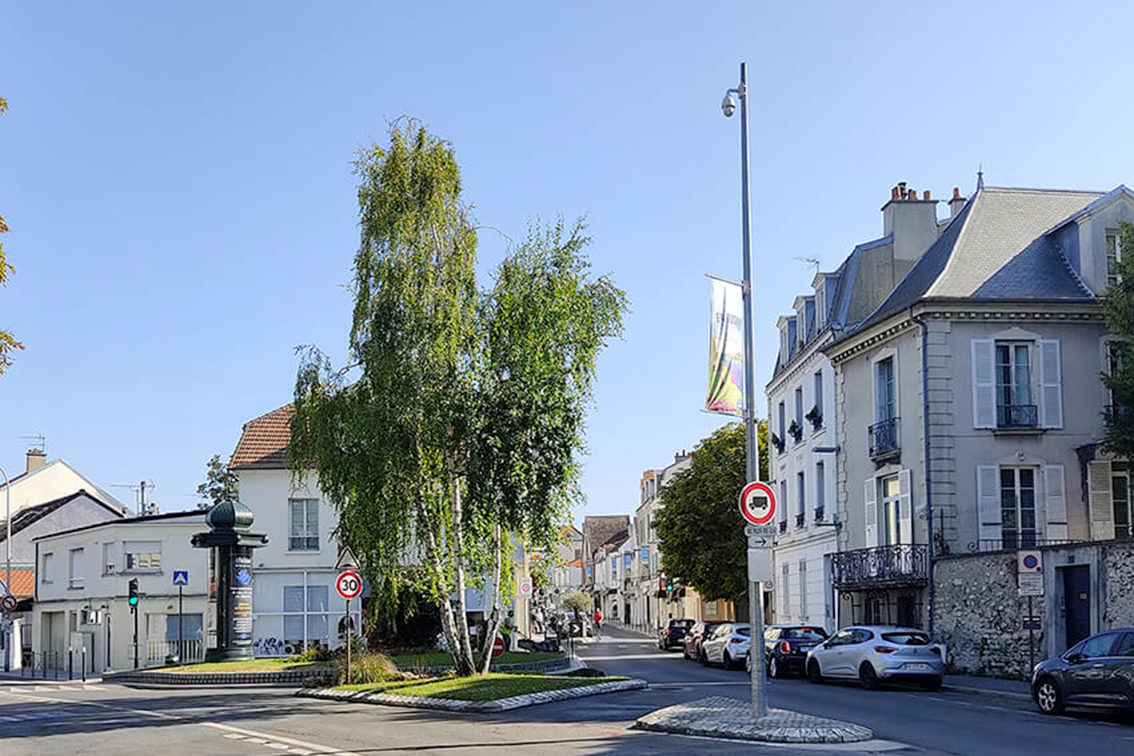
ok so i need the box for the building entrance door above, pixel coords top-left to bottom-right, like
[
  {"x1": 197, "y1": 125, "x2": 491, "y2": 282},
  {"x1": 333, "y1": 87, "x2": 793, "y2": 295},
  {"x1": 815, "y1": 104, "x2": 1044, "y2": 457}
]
[{"x1": 1063, "y1": 565, "x2": 1091, "y2": 649}]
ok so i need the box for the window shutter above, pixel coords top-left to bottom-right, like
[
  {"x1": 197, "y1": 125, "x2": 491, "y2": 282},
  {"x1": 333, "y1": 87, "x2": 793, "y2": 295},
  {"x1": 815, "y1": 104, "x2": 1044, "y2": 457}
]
[
  {"x1": 1042, "y1": 465, "x2": 1068, "y2": 541},
  {"x1": 977, "y1": 465, "x2": 1002, "y2": 543},
  {"x1": 898, "y1": 469, "x2": 913, "y2": 545},
  {"x1": 1088, "y1": 460, "x2": 1115, "y2": 541},
  {"x1": 1038, "y1": 340, "x2": 1063, "y2": 428},
  {"x1": 864, "y1": 478, "x2": 878, "y2": 548},
  {"x1": 972, "y1": 339, "x2": 996, "y2": 428}
]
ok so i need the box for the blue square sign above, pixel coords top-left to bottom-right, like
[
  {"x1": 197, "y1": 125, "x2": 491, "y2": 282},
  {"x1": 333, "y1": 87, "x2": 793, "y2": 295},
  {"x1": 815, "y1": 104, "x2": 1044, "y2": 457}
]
[{"x1": 172, "y1": 570, "x2": 189, "y2": 586}]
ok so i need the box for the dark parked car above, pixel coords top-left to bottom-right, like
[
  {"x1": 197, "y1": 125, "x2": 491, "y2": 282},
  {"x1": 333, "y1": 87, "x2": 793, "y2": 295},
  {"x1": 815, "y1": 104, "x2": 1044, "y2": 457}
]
[
  {"x1": 1032, "y1": 628, "x2": 1134, "y2": 715},
  {"x1": 761, "y1": 625, "x2": 829, "y2": 678},
  {"x1": 658, "y1": 618, "x2": 695, "y2": 651},
  {"x1": 683, "y1": 621, "x2": 723, "y2": 662}
]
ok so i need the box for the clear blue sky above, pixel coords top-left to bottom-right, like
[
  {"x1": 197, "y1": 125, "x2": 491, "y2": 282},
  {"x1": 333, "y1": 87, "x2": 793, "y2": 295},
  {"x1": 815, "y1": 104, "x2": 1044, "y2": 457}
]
[{"x1": 3, "y1": 2, "x2": 1134, "y2": 520}]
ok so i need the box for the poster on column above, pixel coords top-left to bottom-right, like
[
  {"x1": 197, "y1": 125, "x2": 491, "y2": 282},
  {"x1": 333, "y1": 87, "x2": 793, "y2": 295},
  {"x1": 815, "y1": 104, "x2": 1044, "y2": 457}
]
[
  {"x1": 705, "y1": 275, "x2": 745, "y2": 417},
  {"x1": 230, "y1": 553, "x2": 254, "y2": 645}
]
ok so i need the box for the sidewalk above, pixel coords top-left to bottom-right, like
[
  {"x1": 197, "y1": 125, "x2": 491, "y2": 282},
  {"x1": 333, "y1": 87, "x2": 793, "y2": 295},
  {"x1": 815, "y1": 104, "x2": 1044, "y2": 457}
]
[{"x1": 943, "y1": 673, "x2": 1030, "y2": 700}]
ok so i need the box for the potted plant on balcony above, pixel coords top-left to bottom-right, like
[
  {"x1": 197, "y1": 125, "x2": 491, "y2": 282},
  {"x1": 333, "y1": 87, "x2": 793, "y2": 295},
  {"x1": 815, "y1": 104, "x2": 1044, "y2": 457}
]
[
  {"x1": 788, "y1": 420, "x2": 802, "y2": 443},
  {"x1": 805, "y1": 405, "x2": 822, "y2": 430},
  {"x1": 771, "y1": 433, "x2": 784, "y2": 453}
]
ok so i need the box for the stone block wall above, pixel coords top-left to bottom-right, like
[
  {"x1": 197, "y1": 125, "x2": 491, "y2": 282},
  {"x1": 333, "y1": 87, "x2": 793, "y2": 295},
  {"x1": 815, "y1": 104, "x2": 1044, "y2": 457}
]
[
  {"x1": 931, "y1": 552, "x2": 1040, "y2": 679},
  {"x1": 1103, "y1": 543, "x2": 1134, "y2": 627}
]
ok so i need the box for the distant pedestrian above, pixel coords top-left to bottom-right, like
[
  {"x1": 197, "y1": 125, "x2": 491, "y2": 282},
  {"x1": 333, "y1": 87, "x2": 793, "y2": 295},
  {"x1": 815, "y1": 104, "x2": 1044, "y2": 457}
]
[{"x1": 593, "y1": 607, "x2": 603, "y2": 638}]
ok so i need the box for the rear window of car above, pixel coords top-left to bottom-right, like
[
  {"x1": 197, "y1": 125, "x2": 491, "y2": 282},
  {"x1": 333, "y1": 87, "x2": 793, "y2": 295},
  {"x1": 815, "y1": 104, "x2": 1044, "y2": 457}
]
[
  {"x1": 672, "y1": 620, "x2": 694, "y2": 629},
  {"x1": 736, "y1": 627, "x2": 750, "y2": 637},
  {"x1": 882, "y1": 632, "x2": 930, "y2": 645},
  {"x1": 784, "y1": 628, "x2": 826, "y2": 640}
]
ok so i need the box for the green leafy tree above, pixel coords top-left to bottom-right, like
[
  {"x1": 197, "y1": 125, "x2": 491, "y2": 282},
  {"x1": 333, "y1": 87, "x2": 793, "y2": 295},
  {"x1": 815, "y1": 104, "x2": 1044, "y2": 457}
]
[
  {"x1": 562, "y1": 590, "x2": 592, "y2": 616},
  {"x1": 653, "y1": 420, "x2": 768, "y2": 606},
  {"x1": 1104, "y1": 221, "x2": 1134, "y2": 455},
  {"x1": 196, "y1": 453, "x2": 240, "y2": 509},
  {"x1": 0, "y1": 96, "x2": 24, "y2": 374},
  {"x1": 289, "y1": 121, "x2": 627, "y2": 676}
]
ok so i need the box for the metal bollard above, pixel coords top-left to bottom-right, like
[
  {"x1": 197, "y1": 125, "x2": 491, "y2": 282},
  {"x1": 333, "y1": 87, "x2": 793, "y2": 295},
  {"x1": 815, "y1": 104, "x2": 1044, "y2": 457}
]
[
  {"x1": 82, "y1": 647, "x2": 87, "y2": 682},
  {"x1": 68, "y1": 647, "x2": 74, "y2": 680}
]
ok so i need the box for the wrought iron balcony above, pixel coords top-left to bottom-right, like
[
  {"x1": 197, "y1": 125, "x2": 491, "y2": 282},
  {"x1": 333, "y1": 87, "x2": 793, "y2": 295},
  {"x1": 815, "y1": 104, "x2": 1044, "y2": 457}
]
[
  {"x1": 814, "y1": 506, "x2": 825, "y2": 523},
  {"x1": 795, "y1": 512, "x2": 805, "y2": 528},
  {"x1": 868, "y1": 417, "x2": 900, "y2": 461},
  {"x1": 779, "y1": 520, "x2": 788, "y2": 534},
  {"x1": 997, "y1": 404, "x2": 1037, "y2": 429},
  {"x1": 831, "y1": 544, "x2": 929, "y2": 590}
]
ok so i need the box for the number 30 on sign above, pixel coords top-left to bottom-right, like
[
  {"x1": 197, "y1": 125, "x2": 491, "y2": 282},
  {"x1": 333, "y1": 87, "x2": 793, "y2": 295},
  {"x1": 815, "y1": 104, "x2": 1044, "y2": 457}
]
[{"x1": 336, "y1": 571, "x2": 363, "y2": 600}]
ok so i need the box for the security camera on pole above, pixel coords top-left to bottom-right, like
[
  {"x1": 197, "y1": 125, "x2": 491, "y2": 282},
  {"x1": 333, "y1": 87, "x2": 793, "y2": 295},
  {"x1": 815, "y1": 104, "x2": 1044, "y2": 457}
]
[{"x1": 722, "y1": 61, "x2": 771, "y2": 721}]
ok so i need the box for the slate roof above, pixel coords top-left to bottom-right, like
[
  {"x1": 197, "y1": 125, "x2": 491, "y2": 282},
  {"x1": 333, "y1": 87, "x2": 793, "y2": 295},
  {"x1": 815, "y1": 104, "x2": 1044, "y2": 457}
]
[
  {"x1": 852, "y1": 186, "x2": 1104, "y2": 336},
  {"x1": 0, "y1": 489, "x2": 125, "y2": 545},
  {"x1": 230, "y1": 404, "x2": 295, "y2": 470}
]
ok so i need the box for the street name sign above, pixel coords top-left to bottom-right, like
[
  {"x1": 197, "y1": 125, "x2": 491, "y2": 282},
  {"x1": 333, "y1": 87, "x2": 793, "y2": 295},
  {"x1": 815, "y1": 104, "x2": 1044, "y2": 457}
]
[
  {"x1": 739, "y1": 481, "x2": 776, "y2": 526},
  {"x1": 747, "y1": 548, "x2": 772, "y2": 582},
  {"x1": 336, "y1": 571, "x2": 363, "y2": 600}
]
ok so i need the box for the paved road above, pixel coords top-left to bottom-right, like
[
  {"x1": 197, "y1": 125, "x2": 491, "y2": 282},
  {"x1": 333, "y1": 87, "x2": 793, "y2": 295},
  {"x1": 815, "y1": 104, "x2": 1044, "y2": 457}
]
[{"x1": 1, "y1": 627, "x2": 1131, "y2": 755}]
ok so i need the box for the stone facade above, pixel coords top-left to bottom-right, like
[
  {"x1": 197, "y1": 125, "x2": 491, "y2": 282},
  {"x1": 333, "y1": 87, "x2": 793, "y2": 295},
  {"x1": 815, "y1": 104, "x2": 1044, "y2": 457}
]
[{"x1": 1103, "y1": 544, "x2": 1134, "y2": 627}]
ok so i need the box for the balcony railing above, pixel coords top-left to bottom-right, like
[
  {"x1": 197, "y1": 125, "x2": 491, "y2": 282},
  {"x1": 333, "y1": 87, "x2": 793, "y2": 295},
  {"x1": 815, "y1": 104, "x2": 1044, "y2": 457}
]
[
  {"x1": 966, "y1": 536, "x2": 1090, "y2": 554},
  {"x1": 779, "y1": 520, "x2": 788, "y2": 534},
  {"x1": 997, "y1": 404, "x2": 1037, "y2": 429},
  {"x1": 832, "y1": 544, "x2": 928, "y2": 589},
  {"x1": 795, "y1": 512, "x2": 805, "y2": 529},
  {"x1": 868, "y1": 417, "x2": 900, "y2": 461},
  {"x1": 814, "y1": 506, "x2": 825, "y2": 523}
]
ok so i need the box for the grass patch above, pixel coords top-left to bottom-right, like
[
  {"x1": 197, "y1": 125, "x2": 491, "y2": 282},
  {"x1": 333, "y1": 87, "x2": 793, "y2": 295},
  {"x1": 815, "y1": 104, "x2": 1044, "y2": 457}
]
[
  {"x1": 152, "y1": 658, "x2": 333, "y2": 674},
  {"x1": 336, "y1": 672, "x2": 625, "y2": 701},
  {"x1": 390, "y1": 651, "x2": 563, "y2": 669}
]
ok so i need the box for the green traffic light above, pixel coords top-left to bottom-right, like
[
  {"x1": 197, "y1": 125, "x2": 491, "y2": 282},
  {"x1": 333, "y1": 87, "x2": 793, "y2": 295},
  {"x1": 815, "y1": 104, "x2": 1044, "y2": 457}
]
[{"x1": 129, "y1": 597, "x2": 138, "y2": 606}]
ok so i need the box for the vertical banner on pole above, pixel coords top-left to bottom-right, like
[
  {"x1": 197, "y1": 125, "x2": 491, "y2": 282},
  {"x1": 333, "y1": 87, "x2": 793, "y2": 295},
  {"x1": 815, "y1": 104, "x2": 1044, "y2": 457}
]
[{"x1": 705, "y1": 276, "x2": 746, "y2": 417}]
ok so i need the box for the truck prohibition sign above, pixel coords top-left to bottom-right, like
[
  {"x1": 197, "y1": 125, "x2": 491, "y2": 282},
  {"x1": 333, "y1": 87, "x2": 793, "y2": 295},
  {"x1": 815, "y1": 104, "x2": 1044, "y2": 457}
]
[{"x1": 739, "y1": 481, "x2": 777, "y2": 526}]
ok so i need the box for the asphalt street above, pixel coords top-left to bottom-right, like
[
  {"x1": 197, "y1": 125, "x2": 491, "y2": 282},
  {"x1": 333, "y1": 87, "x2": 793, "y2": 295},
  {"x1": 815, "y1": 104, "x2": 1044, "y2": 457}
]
[{"x1": 0, "y1": 625, "x2": 1131, "y2": 756}]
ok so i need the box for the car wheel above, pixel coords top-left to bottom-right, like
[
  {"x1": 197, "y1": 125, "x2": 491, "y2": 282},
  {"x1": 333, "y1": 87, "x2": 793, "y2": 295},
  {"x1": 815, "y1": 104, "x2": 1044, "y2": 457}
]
[
  {"x1": 723, "y1": 651, "x2": 733, "y2": 670},
  {"x1": 769, "y1": 656, "x2": 781, "y2": 679},
  {"x1": 807, "y1": 659, "x2": 823, "y2": 684},
  {"x1": 683, "y1": 647, "x2": 690, "y2": 660},
  {"x1": 699, "y1": 649, "x2": 709, "y2": 666},
  {"x1": 1034, "y1": 677, "x2": 1064, "y2": 715},
  {"x1": 859, "y1": 662, "x2": 879, "y2": 690}
]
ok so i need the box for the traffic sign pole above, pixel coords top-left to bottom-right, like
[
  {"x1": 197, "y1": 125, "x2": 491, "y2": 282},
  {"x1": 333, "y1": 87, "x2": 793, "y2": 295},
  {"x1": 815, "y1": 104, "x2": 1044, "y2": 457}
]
[{"x1": 346, "y1": 597, "x2": 351, "y2": 685}]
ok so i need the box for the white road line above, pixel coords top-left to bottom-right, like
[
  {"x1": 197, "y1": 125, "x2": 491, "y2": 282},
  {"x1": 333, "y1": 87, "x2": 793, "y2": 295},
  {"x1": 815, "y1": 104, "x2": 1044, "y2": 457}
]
[
  {"x1": 201, "y1": 722, "x2": 365, "y2": 756},
  {"x1": 265, "y1": 743, "x2": 291, "y2": 751}
]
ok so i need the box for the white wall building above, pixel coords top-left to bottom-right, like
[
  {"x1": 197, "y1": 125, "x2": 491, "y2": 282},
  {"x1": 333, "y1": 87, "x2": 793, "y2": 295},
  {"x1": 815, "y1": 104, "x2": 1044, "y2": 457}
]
[{"x1": 32, "y1": 511, "x2": 208, "y2": 673}]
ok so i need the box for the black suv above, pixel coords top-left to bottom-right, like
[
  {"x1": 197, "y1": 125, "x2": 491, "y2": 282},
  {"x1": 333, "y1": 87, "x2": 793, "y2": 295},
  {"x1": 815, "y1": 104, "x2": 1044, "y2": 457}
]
[
  {"x1": 1033, "y1": 628, "x2": 1134, "y2": 715},
  {"x1": 658, "y1": 618, "x2": 694, "y2": 651}
]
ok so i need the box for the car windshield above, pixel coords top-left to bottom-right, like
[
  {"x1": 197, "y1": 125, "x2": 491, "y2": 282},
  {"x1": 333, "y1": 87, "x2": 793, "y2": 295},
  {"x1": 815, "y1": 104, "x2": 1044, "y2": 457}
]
[
  {"x1": 882, "y1": 632, "x2": 931, "y2": 645},
  {"x1": 784, "y1": 628, "x2": 826, "y2": 640}
]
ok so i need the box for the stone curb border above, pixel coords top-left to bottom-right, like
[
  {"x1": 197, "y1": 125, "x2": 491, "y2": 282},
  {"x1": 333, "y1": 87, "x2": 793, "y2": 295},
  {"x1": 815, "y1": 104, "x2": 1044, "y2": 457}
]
[
  {"x1": 634, "y1": 697, "x2": 873, "y2": 745},
  {"x1": 943, "y1": 683, "x2": 1032, "y2": 701},
  {"x1": 297, "y1": 677, "x2": 647, "y2": 712},
  {"x1": 413, "y1": 657, "x2": 570, "y2": 676}
]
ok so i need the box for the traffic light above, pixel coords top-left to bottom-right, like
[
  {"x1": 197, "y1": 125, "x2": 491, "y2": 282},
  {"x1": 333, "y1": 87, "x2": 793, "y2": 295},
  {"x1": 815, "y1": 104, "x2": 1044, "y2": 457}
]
[
  {"x1": 665, "y1": 577, "x2": 674, "y2": 596},
  {"x1": 128, "y1": 578, "x2": 139, "y2": 607}
]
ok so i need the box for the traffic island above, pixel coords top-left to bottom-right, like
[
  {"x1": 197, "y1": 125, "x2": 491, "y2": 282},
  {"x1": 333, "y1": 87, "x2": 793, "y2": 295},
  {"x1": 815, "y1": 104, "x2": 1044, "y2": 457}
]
[
  {"x1": 298, "y1": 673, "x2": 647, "y2": 712},
  {"x1": 635, "y1": 696, "x2": 873, "y2": 744}
]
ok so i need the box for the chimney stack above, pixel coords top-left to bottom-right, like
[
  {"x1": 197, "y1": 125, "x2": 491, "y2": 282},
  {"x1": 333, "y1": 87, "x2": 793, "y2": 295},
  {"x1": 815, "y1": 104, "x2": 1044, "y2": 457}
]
[
  {"x1": 949, "y1": 186, "x2": 966, "y2": 217},
  {"x1": 26, "y1": 448, "x2": 46, "y2": 474},
  {"x1": 882, "y1": 181, "x2": 940, "y2": 262}
]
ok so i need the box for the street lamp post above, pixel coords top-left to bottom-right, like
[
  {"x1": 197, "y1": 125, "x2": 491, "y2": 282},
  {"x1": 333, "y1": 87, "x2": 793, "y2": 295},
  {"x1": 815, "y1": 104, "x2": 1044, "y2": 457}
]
[
  {"x1": 2, "y1": 464, "x2": 11, "y2": 672},
  {"x1": 723, "y1": 61, "x2": 768, "y2": 720}
]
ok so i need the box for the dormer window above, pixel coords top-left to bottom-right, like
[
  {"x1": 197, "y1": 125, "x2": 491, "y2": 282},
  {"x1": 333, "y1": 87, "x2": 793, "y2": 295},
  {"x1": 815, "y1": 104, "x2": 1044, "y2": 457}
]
[
  {"x1": 816, "y1": 286, "x2": 826, "y2": 330},
  {"x1": 780, "y1": 327, "x2": 789, "y2": 363},
  {"x1": 1107, "y1": 230, "x2": 1123, "y2": 287}
]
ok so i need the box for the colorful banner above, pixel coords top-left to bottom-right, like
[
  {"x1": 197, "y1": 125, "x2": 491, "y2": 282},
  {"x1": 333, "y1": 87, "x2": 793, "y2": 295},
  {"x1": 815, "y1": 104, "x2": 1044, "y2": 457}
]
[{"x1": 706, "y1": 276, "x2": 746, "y2": 416}]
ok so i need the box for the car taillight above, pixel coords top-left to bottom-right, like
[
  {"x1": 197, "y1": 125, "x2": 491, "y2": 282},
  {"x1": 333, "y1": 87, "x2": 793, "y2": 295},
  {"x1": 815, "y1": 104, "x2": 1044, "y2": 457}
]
[
  {"x1": 664, "y1": 629, "x2": 671, "y2": 635},
  {"x1": 874, "y1": 645, "x2": 898, "y2": 654},
  {"x1": 729, "y1": 637, "x2": 746, "y2": 644},
  {"x1": 780, "y1": 641, "x2": 791, "y2": 654}
]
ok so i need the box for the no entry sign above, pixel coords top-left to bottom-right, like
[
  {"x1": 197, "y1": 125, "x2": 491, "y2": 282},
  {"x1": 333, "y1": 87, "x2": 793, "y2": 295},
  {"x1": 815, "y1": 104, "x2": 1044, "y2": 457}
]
[
  {"x1": 492, "y1": 635, "x2": 505, "y2": 659},
  {"x1": 336, "y1": 571, "x2": 363, "y2": 600},
  {"x1": 739, "y1": 481, "x2": 777, "y2": 526}
]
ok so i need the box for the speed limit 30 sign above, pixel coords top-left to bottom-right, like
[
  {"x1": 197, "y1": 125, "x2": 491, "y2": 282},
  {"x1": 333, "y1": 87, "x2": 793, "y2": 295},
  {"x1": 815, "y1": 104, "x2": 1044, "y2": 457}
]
[
  {"x1": 739, "y1": 481, "x2": 777, "y2": 526},
  {"x1": 336, "y1": 571, "x2": 363, "y2": 600}
]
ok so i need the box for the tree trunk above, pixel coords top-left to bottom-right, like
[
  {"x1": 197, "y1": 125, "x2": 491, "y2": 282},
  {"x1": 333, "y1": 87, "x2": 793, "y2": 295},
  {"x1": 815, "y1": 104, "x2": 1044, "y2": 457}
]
[
  {"x1": 416, "y1": 487, "x2": 475, "y2": 676},
  {"x1": 449, "y1": 473, "x2": 477, "y2": 674},
  {"x1": 475, "y1": 522, "x2": 504, "y2": 674}
]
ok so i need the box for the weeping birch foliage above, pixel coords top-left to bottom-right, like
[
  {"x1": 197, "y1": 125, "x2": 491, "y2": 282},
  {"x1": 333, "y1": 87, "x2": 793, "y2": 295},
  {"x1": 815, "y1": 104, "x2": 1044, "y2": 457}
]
[{"x1": 289, "y1": 122, "x2": 626, "y2": 675}]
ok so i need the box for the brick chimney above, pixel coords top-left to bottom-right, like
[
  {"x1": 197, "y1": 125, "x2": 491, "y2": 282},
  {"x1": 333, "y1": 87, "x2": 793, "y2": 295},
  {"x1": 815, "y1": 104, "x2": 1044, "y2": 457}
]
[
  {"x1": 881, "y1": 182, "x2": 940, "y2": 262},
  {"x1": 26, "y1": 448, "x2": 46, "y2": 473},
  {"x1": 949, "y1": 186, "x2": 966, "y2": 217}
]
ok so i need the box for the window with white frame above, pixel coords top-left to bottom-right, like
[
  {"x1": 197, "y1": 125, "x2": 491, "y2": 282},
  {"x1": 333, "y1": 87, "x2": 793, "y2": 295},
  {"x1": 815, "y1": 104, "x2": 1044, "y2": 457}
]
[
  {"x1": 815, "y1": 461, "x2": 825, "y2": 516},
  {"x1": 813, "y1": 370, "x2": 823, "y2": 425},
  {"x1": 1000, "y1": 467, "x2": 1037, "y2": 549},
  {"x1": 41, "y1": 552, "x2": 53, "y2": 584},
  {"x1": 816, "y1": 285, "x2": 826, "y2": 329},
  {"x1": 798, "y1": 559, "x2": 807, "y2": 616},
  {"x1": 995, "y1": 342, "x2": 1036, "y2": 427},
  {"x1": 778, "y1": 402, "x2": 786, "y2": 444},
  {"x1": 1107, "y1": 341, "x2": 1128, "y2": 410},
  {"x1": 781, "y1": 563, "x2": 790, "y2": 619},
  {"x1": 780, "y1": 327, "x2": 789, "y2": 364},
  {"x1": 68, "y1": 548, "x2": 84, "y2": 589},
  {"x1": 794, "y1": 387, "x2": 804, "y2": 439},
  {"x1": 779, "y1": 480, "x2": 788, "y2": 527},
  {"x1": 796, "y1": 471, "x2": 805, "y2": 525},
  {"x1": 1107, "y1": 230, "x2": 1123, "y2": 288},
  {"x1": 1112, "y1": 461, "x2": 1132, "y2": 540},
  {"x1": 102, "y1": 542, "x2": 116, "y2": 575},
  {"x1": 879, "y1": 474, "x2": 902, "y2": 545},
  {"x1": 283, "y1": 585, "x2": 330, "y2": 650},
  {"x1": 289, "y1": 498, "x2": 320, "y2": 551},
  {"x1": 875, "y1": 358, "x2": 895, "y2": 422},
  {"x1": 124, "y1": 541, "x2": 162, "y2": 572}
]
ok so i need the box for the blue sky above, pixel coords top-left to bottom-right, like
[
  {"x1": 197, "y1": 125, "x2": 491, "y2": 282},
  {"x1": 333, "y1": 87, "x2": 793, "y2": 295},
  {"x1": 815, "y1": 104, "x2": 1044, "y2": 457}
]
[{"x1": 3, "y1": 2, "x2": 1134, "y2": 521}]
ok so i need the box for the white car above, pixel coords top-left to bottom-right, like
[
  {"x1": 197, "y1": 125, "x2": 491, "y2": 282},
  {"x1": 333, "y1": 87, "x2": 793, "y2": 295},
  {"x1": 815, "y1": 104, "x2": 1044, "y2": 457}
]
[
  {"x1": 805, "y1": 625, "x2": 945, "y2": 690},
  {"x1": 700, "y1": 622, "x2": 751, "y2": 670}
]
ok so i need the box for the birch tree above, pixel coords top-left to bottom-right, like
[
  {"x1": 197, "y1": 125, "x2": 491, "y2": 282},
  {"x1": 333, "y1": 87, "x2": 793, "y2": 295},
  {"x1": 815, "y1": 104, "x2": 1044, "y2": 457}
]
[
  {"x1": 0, "y1": 96, "x2": 24, "y2": 374},
  {"x1": 289, "y1": 122, "x2": 626, "y2": 675}
]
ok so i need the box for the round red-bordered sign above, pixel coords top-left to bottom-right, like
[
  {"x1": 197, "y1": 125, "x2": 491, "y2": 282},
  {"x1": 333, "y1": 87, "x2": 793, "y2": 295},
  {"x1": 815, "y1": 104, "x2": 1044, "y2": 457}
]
[
  {"x1": 739, "y1": 481, "x2": 777, "y2": 525},
  {"x1": 492, "y1": 635, "x2": 505, "y2": 659},
  {"x1": 336, "y1": 571, "x2": 363, "y2": 600}
]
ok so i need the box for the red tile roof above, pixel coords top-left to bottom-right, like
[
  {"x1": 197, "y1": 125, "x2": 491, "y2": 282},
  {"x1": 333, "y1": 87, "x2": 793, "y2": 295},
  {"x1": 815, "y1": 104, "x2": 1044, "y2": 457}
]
[
  {"x1": 4, "y1": 569, "x2": 34, "y2": 598},
  {"x1": 230, "y1": 404, "x2": 294, "y2": 470}
]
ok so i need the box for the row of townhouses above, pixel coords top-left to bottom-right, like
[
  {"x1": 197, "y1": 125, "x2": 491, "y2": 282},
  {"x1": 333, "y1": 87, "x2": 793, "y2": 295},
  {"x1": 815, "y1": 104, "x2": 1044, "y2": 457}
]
[
  {"x1": 4, "y1": 404, "x2": 532, "y2": 674},
  {"x1": 766, "y1": 180, "x2": 1134, "y2": 676}
]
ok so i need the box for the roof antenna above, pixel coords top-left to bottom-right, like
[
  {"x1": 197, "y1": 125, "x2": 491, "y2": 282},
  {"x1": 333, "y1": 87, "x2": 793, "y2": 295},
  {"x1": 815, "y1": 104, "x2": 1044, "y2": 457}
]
[
  {"x1": 794, "y1": 256, "x2": 821, "y2": 275},
  {"x1": 19, "y1": 435, "x2": 45, "y2": 455},
  {"x1": 976, "y1": 165, "x2": 984, "y2": 191}
]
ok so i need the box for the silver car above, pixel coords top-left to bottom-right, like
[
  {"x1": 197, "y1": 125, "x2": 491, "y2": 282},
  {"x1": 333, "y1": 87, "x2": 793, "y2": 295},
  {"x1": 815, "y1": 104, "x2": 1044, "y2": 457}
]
[
  {"x1": 701, "y1": 622, "x2": 751, "y2": 670},
  {"x1": 805, "y1": 625, "x2": 945, "y2": 690}
]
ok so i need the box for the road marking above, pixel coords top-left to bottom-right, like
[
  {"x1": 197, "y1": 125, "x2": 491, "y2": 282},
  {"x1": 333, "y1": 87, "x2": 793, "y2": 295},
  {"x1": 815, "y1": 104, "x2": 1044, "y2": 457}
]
[{"x1": 201, "y1": 722, "x2": 365, "y2": 756}]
